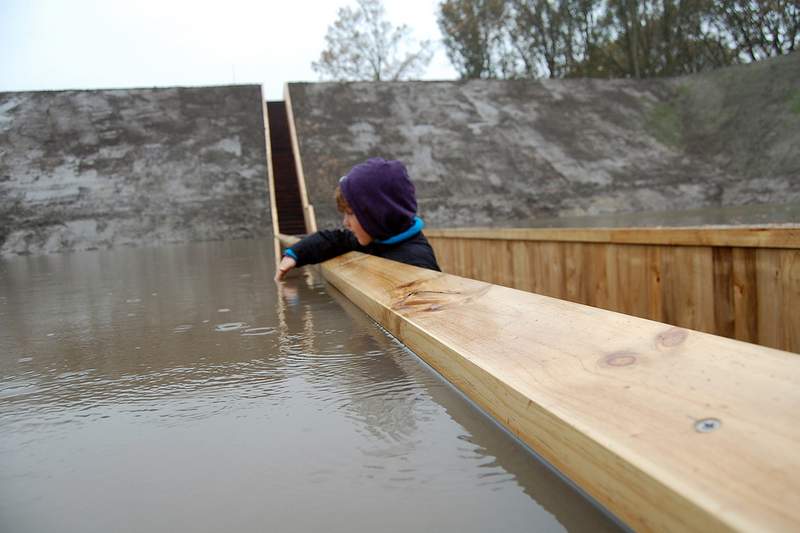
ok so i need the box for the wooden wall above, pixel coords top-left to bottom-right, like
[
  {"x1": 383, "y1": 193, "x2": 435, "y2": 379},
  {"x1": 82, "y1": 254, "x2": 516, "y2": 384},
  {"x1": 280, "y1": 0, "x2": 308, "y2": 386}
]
[{"x1": 425, "y1": 227, "x2": 800, "y2": 354}]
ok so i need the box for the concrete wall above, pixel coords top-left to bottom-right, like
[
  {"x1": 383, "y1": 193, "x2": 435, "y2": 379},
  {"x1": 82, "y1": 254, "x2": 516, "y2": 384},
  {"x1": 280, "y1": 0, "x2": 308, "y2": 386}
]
[
  {"x1": 288, "y1": 53, "x2": 800, "y2": 231},
  {"x1": 0, "y1": 85, "x2": 271, "y2": 256},
  {"x1": 3, "y1": 54, "x2": 797, "y2": 257}
]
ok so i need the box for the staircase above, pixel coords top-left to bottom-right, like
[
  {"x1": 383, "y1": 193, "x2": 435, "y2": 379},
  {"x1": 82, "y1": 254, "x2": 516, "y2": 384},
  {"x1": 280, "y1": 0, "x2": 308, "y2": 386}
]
[{"x1": 267, "y1": 101, "x2": 307, "y2": 236}]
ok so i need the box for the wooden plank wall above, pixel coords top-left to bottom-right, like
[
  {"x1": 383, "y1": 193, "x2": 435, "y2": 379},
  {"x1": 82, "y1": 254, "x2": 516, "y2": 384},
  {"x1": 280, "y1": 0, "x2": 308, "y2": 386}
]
[{"x1": 425, "y1": 227, "x2": 800, "y2": 354}]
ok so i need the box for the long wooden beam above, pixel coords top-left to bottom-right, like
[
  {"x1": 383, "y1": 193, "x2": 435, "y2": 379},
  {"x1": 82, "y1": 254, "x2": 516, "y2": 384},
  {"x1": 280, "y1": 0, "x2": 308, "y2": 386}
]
[{"x1": 314, "y1": 250, "x2": 800, "y2": 533}]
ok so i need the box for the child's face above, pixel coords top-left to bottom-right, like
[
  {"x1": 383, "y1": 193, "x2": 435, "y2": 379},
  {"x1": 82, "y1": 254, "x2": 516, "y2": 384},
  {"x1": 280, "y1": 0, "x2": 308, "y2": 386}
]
[{"x1": 343, "y1": 209, "x2": 372, "y2": 246}]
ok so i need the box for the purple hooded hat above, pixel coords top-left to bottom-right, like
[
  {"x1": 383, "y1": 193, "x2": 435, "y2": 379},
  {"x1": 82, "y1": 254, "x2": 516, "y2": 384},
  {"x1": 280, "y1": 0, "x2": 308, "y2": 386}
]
[{"x1": 339, "y1": 158, "x2": 417, "y2": 242}]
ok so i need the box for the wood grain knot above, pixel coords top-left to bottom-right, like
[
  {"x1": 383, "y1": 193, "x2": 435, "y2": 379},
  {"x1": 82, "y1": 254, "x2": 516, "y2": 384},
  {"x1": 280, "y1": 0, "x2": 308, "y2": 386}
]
[
  {"x1": 393, "y1": 286, "x2": 491, "y2": 313},
  {"x1": 395, "y1": 290, "x2": 461, "y2": 311},
  {"x1": 604, "y1": 354, "x2": 637, "y2": 367},
  {"x1": 657, "y1": 328, "x2": 688, "y2": 348}
]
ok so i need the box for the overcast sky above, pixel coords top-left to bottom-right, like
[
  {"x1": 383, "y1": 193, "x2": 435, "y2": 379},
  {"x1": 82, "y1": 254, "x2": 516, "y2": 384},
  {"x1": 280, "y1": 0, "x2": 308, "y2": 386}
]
[{"x1": 0, "y1": 0, "x2": 458, "y2": 101}]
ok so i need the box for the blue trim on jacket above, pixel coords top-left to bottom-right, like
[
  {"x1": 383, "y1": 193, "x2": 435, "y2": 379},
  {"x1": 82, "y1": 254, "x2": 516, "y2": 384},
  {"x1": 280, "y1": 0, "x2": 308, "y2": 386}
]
[{"x1": 373, "y1": 217, "x2": 423, "y2": 244}]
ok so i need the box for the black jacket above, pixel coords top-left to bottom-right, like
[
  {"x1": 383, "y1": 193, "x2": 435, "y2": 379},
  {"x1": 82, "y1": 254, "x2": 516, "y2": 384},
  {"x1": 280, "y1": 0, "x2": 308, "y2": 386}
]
[{"x1": 287, "y1": 229, "x2": 441, "y2": 272}]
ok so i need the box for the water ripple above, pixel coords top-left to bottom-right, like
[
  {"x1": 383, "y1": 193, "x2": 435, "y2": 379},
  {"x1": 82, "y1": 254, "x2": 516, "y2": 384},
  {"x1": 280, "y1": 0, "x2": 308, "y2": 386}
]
[
  {"x1": 214, "y1": 322, "x2": 248, "y2": 332},
  {"x1": 0, "y1": 358, "x2": 292, "y2": 432}
]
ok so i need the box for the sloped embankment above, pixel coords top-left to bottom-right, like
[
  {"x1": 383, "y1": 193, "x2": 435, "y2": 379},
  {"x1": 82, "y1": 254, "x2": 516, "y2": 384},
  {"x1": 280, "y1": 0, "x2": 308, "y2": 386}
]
[{"x1": 288, "y1": 53, "x2": 799, "y2": 231}]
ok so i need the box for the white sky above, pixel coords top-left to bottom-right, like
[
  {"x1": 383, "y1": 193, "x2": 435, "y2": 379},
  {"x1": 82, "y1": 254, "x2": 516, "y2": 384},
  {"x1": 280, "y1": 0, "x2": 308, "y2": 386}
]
[{"x1": 0, "y1": 0, "x2": 458, "y2": 101}]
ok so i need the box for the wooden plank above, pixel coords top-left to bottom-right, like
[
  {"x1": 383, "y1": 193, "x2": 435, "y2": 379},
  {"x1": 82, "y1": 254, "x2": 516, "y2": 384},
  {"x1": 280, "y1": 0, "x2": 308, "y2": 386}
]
[
  {"x1": 757, "y1": 249, "x2": 785, "y2": 350},
  {"x1": 615, "y1": 244, "x2": 650, "y2": 320},
  {"x1": 469, "y1": 238, "x2": 485, "y2": 281},
  {"x1": 712, "y1": 247, "x2": 736, "y2": 340},
  {"x1": 589, "y1": 243, "x2": 611, "y2": 310},
  {"x1": 481, "y1": 240, "x2": 505, "y2": 286},
  {"x1": 603, "y1": 243, "x2": 621, "y2": 313},
  {"x1": 661, "y1": 246, "x2": 716, "y2": 334},
  {"x1": 495, "y1": 239, "x2": 515, "y2": 288},
  {"x1": 731, "y1": 247, "x2": 759, "y2": 344},
  {"x1": 564, "y1": 242, "x2": 582, "y2": 303},
  {"x1": 757, "y1": 249, "x2": 800, "y2": 352},
  {"x1": 509, "y1": 240, "x2": 533, "y2": 292},
  {"x1": 453, "y1": 238, "x2": 469, "y2": 279},
  {"x1": 316, "y1": 251, "x2": 800, "y2": 533},
  {"x1": 779, "y1": 250, "x2": 800, "y2": 353},
  {"x1": 425, "y1": 227, "x2": 800, "y2": 249},
  {"x1": 531, "y1": 241, "x2": 565, "y2": 300},
  {"x1": 648, "y1": 245, "x2": 664, "y2": 324}
]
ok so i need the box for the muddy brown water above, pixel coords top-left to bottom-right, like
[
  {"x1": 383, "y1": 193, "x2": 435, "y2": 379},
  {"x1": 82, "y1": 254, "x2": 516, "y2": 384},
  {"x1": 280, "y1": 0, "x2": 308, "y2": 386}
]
[{"x1": 0, "y1": 238, "x2": 627, "y2": 533}]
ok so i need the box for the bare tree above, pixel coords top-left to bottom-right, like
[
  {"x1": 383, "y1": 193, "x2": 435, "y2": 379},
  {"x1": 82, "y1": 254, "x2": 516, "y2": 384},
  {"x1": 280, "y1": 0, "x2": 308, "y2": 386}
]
[
  {"x1": 509, "y1": 0, "x2": 563, "y2": 78},
  {"x1": 713, "y1": 0, "x2": 800, "y2": 61},
  {"x1": 438, "y1": 0, "x2": 785, "y2": 80},
  {"x1": 312, "y1": 0, "x2": 434, "y2": 81},
  {"x1": 510, "y1": 0, "x2": 610, "y2": 78},
  {"x1": 603, "y1": 0, "x2": 738, "y2": 78}
]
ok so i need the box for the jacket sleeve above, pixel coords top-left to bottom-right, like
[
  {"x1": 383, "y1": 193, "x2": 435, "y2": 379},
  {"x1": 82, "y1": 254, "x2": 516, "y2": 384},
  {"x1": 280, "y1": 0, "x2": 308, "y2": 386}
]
[{"x1": 285, "y1": 229, "x2": 362, "y2": 267}]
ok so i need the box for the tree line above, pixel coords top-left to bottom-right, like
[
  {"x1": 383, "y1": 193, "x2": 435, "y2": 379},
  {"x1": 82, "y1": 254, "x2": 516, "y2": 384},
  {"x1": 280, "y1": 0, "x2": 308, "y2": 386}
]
[
  {"x1": 313, "y1": 0, "x2": 799, "y2": 81},
  {"x1": 439, "y1": 0, "x2": 799, "y2": 79}
]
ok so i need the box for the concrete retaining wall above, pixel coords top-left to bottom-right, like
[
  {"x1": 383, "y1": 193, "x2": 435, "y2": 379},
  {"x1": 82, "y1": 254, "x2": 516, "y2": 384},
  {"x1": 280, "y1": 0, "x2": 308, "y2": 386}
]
[
  {"x1": 0, "y1": 85, "x2": 271, "y2": 255},
  {"x1": 3, "y1": 54, "x2": 798, "y2": 256},
  {"x1": 288, "y1": 53, "x2": 800, "y2": 231}
]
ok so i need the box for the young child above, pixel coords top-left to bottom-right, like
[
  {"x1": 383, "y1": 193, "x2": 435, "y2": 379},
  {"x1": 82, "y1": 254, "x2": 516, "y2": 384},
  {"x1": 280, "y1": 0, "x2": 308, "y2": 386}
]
[{"x1": 274, "y1": 157, "x2": 440, "y2": 281}]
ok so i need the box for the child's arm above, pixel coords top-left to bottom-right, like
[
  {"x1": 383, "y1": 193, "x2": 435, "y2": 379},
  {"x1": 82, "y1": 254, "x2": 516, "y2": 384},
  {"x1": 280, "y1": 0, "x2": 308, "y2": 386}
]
[{"x1": 274, "y1": 229, "x2": 361, "y2": 281}]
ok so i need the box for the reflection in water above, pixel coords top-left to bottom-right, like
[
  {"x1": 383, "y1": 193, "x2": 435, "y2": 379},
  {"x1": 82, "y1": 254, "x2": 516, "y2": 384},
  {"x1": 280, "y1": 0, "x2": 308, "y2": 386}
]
[{"x1": 0, "y1": 238, "x2": 627, "y2": 533}]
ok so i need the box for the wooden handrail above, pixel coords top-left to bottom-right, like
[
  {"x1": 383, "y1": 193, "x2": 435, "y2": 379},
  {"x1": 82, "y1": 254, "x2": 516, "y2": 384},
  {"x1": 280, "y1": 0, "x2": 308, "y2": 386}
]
[
  {"x1": 314, "y1": 251, "x2": 800, "y2": 533},
  {"x1": 274, "y1": 233, "x2": 300, "y2": 247}
]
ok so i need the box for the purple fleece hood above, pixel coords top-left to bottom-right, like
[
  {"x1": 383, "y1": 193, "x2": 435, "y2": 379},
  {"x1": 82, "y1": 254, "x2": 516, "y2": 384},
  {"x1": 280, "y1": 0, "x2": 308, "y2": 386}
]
[{"x1": 339, "y1": 158, "x2": 417, "y2": 242}]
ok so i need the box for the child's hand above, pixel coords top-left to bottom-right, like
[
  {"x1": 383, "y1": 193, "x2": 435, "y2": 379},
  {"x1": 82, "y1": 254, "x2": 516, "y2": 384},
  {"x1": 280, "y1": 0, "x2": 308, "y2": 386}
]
[{"x1": 274, "y1": 255, "x2": 297, "y2": 282}]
